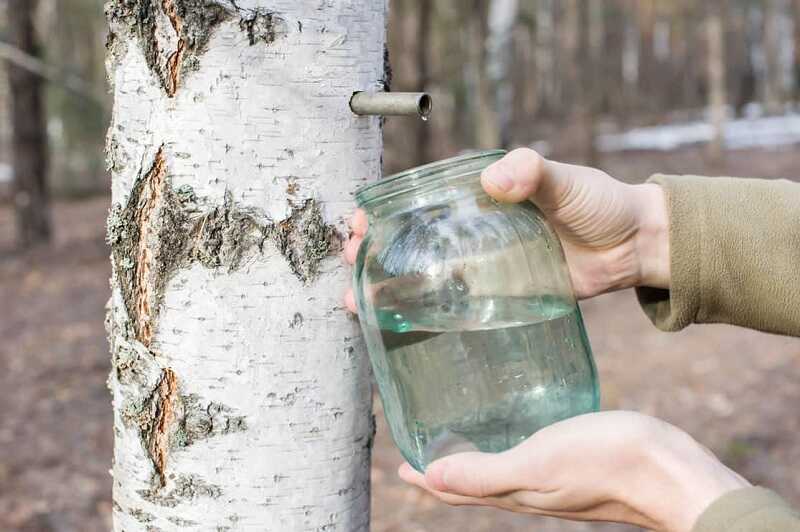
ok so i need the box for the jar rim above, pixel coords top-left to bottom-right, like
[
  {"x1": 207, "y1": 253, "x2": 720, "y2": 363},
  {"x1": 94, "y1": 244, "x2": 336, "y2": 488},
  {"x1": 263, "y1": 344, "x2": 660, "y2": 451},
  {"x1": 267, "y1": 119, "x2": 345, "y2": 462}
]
[{"x1": 356, "y1": 149, "x2": 506, "y2": 208}]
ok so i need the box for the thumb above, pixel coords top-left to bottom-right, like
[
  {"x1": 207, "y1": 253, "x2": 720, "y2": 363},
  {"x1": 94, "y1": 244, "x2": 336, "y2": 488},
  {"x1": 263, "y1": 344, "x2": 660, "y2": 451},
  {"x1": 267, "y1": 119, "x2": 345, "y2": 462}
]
[
  {"x1": 424, "y1": 450, "x2": 525, "y2": 497},
  {"x1": 480, "y1": 148, "x2": 570, "y2": 209}
]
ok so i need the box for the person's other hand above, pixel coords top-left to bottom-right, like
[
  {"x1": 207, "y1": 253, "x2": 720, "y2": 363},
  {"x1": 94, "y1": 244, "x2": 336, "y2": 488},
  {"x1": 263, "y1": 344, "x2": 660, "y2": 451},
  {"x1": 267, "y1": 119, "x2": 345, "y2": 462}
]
[
  {"x1": 343, "y1": 209, "x2": 368, "y2": 313},
  {"x1": 398, "y1": 411, "x2": 748, "y2": 532},
  {"x1": 343, "y1": 149, "x2": 670, "y2": 312}
]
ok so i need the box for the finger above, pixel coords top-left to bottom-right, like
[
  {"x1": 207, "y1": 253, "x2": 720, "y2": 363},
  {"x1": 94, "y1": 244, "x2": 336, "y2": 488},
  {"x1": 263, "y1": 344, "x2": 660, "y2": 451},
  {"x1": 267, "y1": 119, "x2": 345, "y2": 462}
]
[
  {"x1": 423, "y1": 450, "x2": 527, "y2": 498},
  {"x1": 344, "y1": 289, "x2": 357, "y2": 314},
  {"x1": 343, "y1": 235, "x2": 362, "y2": 264},
  {"x1": 480, "y1": 148, "x2": 570, "y2": 209},
  {"x1": 399, "y1": 463, "x2": 507, "y2": 508},
  {"x1": 350, "y1": 209, "x2": 368, "y2": 237}
]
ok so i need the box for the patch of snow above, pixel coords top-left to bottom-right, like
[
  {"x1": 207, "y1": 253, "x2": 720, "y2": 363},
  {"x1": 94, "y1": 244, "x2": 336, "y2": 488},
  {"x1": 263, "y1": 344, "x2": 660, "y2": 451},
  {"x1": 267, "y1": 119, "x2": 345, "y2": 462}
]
[{"x1": 597, "y1": 111, "x2": 800, "y2": 152}]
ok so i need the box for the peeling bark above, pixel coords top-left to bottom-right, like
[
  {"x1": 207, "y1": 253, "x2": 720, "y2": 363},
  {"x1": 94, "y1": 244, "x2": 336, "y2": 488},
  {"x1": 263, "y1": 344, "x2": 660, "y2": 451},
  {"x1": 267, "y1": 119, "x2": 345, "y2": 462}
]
[
  {"x1": 134, "y1": 147, "x2": 169, "y2": 346},
  {"x1": 148, "y1": 368, "x2": 178, "y2": 487},
  {"x1": 107, "y1": 146, "x2": 191, "y2": 347}
]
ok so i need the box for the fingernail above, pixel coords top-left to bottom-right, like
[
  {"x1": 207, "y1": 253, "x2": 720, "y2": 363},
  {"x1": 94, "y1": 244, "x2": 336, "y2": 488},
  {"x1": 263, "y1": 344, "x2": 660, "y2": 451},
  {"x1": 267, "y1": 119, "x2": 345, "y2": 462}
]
[{"x1": 486, "y1": 167, "x2": 514, "y2": 192}]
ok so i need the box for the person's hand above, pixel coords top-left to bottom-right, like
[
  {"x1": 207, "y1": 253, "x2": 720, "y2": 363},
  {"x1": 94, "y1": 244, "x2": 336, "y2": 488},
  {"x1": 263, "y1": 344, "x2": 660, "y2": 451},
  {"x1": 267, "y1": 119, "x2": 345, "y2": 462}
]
[
  {"x1": 343, "y1": 148, "x2": 670, "y2": 311},
  {"x1": 479, "y1": 148, "x2": 669, "y2": 298},
  {"x1": 398, "y1": 411, "x2": 749, "y2": 532}
]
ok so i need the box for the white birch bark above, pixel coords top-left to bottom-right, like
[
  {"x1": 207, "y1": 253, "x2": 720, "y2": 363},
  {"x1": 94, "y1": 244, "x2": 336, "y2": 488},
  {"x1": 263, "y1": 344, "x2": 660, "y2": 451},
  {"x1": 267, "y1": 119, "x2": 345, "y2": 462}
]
[{"x1": 104, "y1": 1, "x2": 386, "y2": 530}]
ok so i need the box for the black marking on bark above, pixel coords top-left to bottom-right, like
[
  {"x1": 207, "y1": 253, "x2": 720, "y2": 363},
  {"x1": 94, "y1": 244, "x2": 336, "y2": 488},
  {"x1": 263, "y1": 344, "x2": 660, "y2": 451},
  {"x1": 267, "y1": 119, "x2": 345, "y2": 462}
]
[
  {"x1": 238, "y1": 9, "x2": 286, "y2": 45},
  {"x1": 382, "y1": 43, "x2": 392, "y2": 91},
  {"x1": 289, "y1": 312, "x2": 303, "y2": 328},
  {"x1": 104, "y1": 0, "x2": 230, "y2": 96},
  {"x1": 365, "y1": 414, "x2": 377, "y2": 450},
  {"x1": 138, "y1": 474, "x2": 222, "y2": 507},
  {"x1": 272, "y1": 199, "x2": 342, "y2": 283},
  {"x1": 380, "y1": 44, "x2": 392, "y2": 130},
  {"x1": 129, "y1": 508, "x2": 156, "y2": 523},
  {"x1": 168, "y1": 516, "x2": 198, "y2": 526}
]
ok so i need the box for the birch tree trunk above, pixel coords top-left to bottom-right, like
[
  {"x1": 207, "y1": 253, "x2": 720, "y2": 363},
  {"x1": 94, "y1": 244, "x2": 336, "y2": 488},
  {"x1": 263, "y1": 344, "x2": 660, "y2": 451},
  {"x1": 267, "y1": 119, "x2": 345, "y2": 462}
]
[{"x1": 104, "y1": 1, "x2": 385, "y2": 530}]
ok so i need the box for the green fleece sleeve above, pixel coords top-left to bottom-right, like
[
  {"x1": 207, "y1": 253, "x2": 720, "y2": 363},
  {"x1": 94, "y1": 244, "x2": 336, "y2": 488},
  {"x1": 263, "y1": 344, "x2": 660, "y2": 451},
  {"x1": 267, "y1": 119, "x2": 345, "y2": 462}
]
[
  {"x1": 636, "y1": 175, "x2": 800, "y2": 336},
  {"x1": 692, "y1": 487, "x2": 800, "y2": 532}
]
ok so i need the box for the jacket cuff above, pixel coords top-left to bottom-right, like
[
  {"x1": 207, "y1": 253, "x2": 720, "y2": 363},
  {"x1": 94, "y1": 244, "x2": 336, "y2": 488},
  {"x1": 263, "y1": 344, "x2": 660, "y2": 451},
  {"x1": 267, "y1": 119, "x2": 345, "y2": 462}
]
[
  {"x1": 692, "y1": 487, "x2": 800, "y2": 532},
  {"x1": 635, "y1": 174, "x2": 702, "y2": 331}
]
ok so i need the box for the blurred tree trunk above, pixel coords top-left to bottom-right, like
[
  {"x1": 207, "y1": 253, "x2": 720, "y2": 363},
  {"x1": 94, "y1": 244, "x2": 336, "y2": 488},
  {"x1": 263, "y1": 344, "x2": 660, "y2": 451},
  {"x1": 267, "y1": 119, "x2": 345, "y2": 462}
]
[
  {"x1": 471, "y1": 0, "x2": 500, "y2": 149},
  {"x1": 105, "y1": 2, "x2": 382, "y2": 529},
  {"x1": 535, "y1": 0, "x2": 556, "y2": 113},
  {"x1": 679, "y1": 4, "x2": 701, "y2": 111},
  {"x1": 601, "y1": 2, "x2": 625, "y2": 125},
  {"x1": 730, "y1": 3, "x2": 757, "y2": 113},
  {"x1": 637, "y1": 0, "x2": 657, "y2": 112},
  {"x1": 763, "y1": 0, "x2": 783, "y2": 113},
  {"x1": 7, "y1": 0, "x2": 50, "y2": 248},
  {"x1": 575, "y1": 0, "x2": 597, "y2": 165},
  {"x1": 487, "y1": 0, "x2": 518, "y2": 147},
  {"x1": 510, "y1": 1, "x2": 538, "y2": 144},
  {"x1": 622, "y1": 10, "x2": 640, "y2": 122},
  {"x1": 706, "y1": 3, "x2": 727, "y2": 163},
  {"x1": 792, "y1": 0, "x2": 800, "y2": 98},
  {"x1": 415, "y1": 0, "x2": 431, "y2": 164}
]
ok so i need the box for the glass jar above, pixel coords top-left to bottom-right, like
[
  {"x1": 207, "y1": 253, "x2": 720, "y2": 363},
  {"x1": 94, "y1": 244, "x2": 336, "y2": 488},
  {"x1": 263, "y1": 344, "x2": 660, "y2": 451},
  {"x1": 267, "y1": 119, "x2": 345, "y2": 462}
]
[{"x1": 354, "y1": 150, "x2": 599, "y2": 472}]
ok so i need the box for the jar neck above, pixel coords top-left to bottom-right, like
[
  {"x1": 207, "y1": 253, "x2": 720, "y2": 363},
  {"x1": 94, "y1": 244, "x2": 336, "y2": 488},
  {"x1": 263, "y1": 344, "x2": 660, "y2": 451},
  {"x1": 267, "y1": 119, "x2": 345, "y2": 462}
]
[
  {"x1": 356, "y1": 150, "x2": 505, "y2": 219},
  {"x1": 361, "y1": 174, "x2": 490, "y2": 220}
]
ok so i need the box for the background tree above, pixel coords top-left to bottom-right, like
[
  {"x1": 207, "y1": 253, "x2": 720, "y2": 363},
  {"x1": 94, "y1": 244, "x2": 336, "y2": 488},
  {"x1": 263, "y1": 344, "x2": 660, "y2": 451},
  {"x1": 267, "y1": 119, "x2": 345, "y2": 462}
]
[
  {"x1": 104, "y1": 1, "x2": 384, "y2": 529},
  {"x1": 707, "y1": 2, "x2": 728, "y2": 163},
  {"x1": 763, "y1": 0, "x2": 784, "y2": 113},
  {"x1": 414, "y1": 0, "x2": 432, "y2": 164},
  {"x1": 6, "y1": 0, "x2": 50, "y2": 248},
  {"x1": 471, "y1": 0, "x2": 500, "y2": 149}
]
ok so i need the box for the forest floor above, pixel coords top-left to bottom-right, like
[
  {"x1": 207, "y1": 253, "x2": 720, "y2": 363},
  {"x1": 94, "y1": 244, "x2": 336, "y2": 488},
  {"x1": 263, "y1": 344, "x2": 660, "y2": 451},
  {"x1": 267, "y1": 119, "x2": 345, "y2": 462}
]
[{"x1": 1, "y1": 146, "x2": 800, "y2": 532}]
